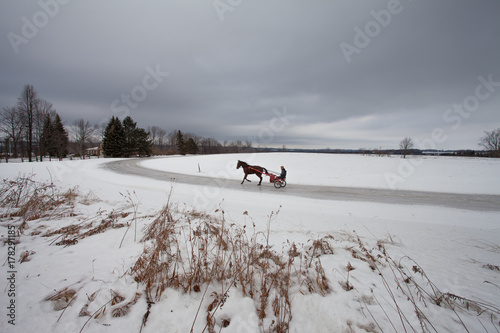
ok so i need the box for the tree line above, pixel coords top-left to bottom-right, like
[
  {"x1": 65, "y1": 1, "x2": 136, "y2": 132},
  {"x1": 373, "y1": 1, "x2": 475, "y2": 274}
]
[
  {"x1": 398, "y1": 131, "x2": 500, "y2": 158},
  {"x1": 102, "y1": 116, "x2": 152, "y2": 157},
  {"x1": 0, "y1": 84, "x2": 255, "y2": 162},
  {"x1": 0, "y1": 84, "x2": 69, "y2": 162},
  {"x1": 2, "y1": 84, "x2": 498, "y2": 161}
]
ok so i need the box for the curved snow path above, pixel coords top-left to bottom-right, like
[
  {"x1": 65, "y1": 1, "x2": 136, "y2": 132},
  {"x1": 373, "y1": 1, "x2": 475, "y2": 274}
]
[{"x1": 103, "y1": 158, "x2": 500, "y2": 212}]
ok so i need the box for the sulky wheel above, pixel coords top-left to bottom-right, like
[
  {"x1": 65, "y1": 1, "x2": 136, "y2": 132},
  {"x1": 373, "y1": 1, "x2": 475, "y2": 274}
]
[{"x1": 274, "y1": 179, "x2": 286, "y2": 188}]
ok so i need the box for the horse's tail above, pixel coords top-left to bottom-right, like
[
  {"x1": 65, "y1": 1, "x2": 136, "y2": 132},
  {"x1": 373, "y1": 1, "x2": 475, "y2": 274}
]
[{"x1": 263, "y1": 167, "x2": 268, "y2": 174}]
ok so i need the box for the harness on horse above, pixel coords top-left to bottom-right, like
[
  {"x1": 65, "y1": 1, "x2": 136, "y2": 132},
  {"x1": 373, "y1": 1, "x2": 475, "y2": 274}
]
[{"x1": 237, "y1": 160, "x2": 287, "y2": 188}]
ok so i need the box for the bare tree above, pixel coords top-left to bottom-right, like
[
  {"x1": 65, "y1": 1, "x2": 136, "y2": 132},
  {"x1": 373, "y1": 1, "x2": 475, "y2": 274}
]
[
  {"x1": 0, "y1": 106, "x2": 24, "y2": 159},
  {"x1": 148, "y1": 126, "x2": 159, "y2": 146},
  {"x1": 17, "y1": 84, "x2": 38, "y2": 162},
  {"x1": 72, "y1": 118, "x2": 95, "y2": 158},
  {"x1": 157, "y1": 127, "x2": 166, "y2": 148},
  {"x1": 199, "y1": 137, "x2": 222, "y2": 154},
  {"x1": 96, "y1": 122, "x2": 107, "y2": 141},
  {"x1": 399, "y1": 137, "x2": 414, "y2": 158},
  {"x1": 479, "y1": 128, "x2": 500, "y2": 157},
  {"x1": 167, "y1": 130, "x2": 180, "y2": 152}
]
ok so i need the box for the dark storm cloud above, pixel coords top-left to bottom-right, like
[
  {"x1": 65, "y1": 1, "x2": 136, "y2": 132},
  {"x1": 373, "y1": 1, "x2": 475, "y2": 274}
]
[{"x1": 1, "y1": 0, "x2": 499, "y2": 149}]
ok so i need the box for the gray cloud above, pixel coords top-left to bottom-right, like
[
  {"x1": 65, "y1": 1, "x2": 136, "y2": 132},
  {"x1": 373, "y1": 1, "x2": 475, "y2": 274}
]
[{"x1": 1, "y1": 0, "x2": 499, "y2": 149}]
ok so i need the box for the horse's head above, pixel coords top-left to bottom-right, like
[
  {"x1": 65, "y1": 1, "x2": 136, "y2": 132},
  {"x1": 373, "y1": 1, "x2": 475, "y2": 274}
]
[{"x1": 237, "y1": 160, "x2": 248, "y2": 169}]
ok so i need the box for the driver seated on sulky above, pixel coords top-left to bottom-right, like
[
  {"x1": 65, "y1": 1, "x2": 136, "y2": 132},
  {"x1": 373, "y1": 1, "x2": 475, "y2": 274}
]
[{"x1": 278, "y1": 166, "x2": 287, "y2": 180}]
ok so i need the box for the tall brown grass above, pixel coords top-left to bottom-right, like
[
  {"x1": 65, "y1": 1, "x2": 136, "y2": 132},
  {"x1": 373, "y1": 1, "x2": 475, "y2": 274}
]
[
  {"x1": 3, "y1": 176, "x2": 499, "y2": 332},
  {"x1": 129, "y1": 201, "x2": 334, "y2": 332}
]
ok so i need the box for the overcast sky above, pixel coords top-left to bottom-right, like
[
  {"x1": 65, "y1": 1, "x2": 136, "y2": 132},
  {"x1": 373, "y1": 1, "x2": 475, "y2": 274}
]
[{"x1": 1, "y1": 1, "x2": 499, "y2": 150}]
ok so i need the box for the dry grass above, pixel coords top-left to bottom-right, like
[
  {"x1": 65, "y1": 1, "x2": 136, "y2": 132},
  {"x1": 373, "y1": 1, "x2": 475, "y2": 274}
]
[
  {"x1": 44, "y1": 287, "x2": 78, "y2": 311},
  {"x1": 130, "y1": 203, "x2": 333, "y2": 332},
  {"x1": 0, "y1": 175, "x2": 78, "y2": 224},
  {"x1": 19, "y1": 250, "x2": 36, "y2": 263},
  {"x1": 345, "y1": 230, "x2": 500, "y2": 333},
  {"x1": 4, "y1": 176, "x2": 499, "y2": 332},
  {"x1": 41, "y1": 209, "x2": 127, "y2": 247},
  {"x1": 484, "y1": 264, "x2": 500, "y2": 272}
]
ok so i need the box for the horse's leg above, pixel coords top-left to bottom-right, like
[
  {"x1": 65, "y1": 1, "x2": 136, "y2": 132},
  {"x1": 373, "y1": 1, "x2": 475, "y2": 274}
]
[
  {"x1": 241, "y1": 172, "x2": 251, "y2": 184},
  {"x1": 257, "y1": 174, "x2": 263, "y2": 186}
]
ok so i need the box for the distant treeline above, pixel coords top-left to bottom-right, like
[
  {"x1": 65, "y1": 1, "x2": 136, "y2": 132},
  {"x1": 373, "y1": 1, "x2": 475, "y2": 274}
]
[
  {"x1": 257, "y1": 148, "x2": 497, "y2": 158},
  {"x1": 2, "y1": 84, "x2": 498, "y2": 161},
  {"x1": 0, "y1": 84, "x2": 256, "y2": 160}
]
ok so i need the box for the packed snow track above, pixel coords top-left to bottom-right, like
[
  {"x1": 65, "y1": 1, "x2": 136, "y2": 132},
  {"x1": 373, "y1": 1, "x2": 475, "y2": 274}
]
[{"x1": 104, "y1": 158, "x2": 500, "y2": 212}]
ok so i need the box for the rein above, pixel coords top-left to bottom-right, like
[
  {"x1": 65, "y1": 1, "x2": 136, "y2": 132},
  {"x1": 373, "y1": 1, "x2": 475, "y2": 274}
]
[
  {"x1": 248, "y1": 166, "x2": 264, "y2": 174},
  {"x1": 249, "y1": 166, "x2": 276, "y2": 176}
]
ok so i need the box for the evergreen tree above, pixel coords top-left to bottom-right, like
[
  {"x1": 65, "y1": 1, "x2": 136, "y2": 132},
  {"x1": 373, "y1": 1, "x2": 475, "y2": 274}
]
[
  {"x1": 135, "y1": 128, "x2": 153, "y2": 156},
  {"x1": 52, "y1": 114, "x2": 69, "y2": 160},
  {"x1": 176, "y1": 130, "x2": 186, "y2": 155},
  {"x1": 122, "y1": 116, "x2": 137, "y2": 157},
  {"x1": 186, "y1": 138, "x2": 198, "y2": 155},
  {"x1": 40, "y1": 112, "x2": 68, "y2": 160},
  {"x1": 102, "y1": 116, "x2": 125, "y2": 157},
  {"x1": 102, "y1": 116, "x2": 151, "y2": 157},
  {"x1": 40, "y1": 114, "x2": 53, "y2": 158}
]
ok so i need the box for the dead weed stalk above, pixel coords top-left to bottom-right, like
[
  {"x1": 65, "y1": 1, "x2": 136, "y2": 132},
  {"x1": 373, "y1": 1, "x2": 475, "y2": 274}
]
[
  {"x1": 130, "y1": 205, "x2": 330, "y2": 332},
  {"x1": 344, "y1": 230, "x2": 500, "y2": 333},
  {"x1": 0, "y1": 175, "x2": 78, "y2": 223}
]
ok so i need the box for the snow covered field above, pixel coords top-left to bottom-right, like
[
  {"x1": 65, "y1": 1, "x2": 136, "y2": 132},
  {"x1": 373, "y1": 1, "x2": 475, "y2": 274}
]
[
  {"x1": 1, "y1": 153, "x2": 499, "y2": 333},
  {"x1": 141, "y1": 153, "x2": 500, "y2": 194}
]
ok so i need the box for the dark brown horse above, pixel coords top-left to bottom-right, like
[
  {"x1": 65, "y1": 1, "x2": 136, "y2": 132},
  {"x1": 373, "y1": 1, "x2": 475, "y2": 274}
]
[{"x1": 237, "y1": 160, "x2": 268, "y2": 185}]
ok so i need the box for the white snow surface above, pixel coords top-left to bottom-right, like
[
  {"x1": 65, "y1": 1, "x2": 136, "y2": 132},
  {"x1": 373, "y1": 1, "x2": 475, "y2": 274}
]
[
  {"x1": 0, "y1": 153, "x2": 499, "y2": 333},
  {"x1": 141, "y1": 153, "x2": 500, "y2": 194}
]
